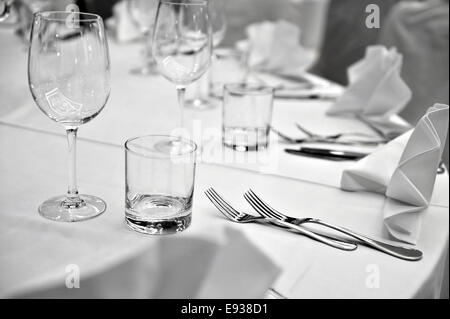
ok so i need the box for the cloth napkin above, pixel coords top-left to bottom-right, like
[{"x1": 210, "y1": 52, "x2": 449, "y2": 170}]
[
  {"x1": 236, "y1": 20, "x2": 315, "y2": 73},
  {"x1": 12, "y1": 227, "x2": 280, "y2": 298},
  {"x1": 327, "y1": 46, "x2": 413, "y2": 136},
  {"x1": 105, "y1": 0, "x2": 141, "y2": 43},
  {"x1": 341, "y1": 104, "x2": 449, "y2": 244}
]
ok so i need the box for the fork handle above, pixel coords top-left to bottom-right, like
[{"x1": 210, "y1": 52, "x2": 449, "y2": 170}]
[
  {"x1": 267, "y1": 219, "x2": 358, "y2": 251},
  {"x1": 304, "y1": 219, "x2": 423, "y2": 261}
]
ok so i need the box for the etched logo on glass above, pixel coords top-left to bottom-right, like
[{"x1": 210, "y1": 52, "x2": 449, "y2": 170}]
[
  {"x1": 162, "y1": 56, "x2": 191, "y2": 79},
  {"x1": 45, "y1": 88, "x2": 83, "y2": 115}
]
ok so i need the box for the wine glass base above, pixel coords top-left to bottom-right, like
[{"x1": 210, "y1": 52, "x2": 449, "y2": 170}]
[
  {"x1": 130, "y1": 65, "x2": 159, "y2": 76},
  {"x1": 185, "y1": 98, "x2": 217, "y2": 110},
  {"x1": 38, "y1": 194, "x2": 106, "y2": 222}
]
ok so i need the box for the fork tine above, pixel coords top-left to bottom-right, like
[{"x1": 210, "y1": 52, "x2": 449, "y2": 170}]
[
  {"x1": 295, "y1": 123, "x2": 315, "y2": 137},
  {"x1": 244, "y1": 192, "x2": 274, "y2": 219},
  {"x1": 205, "y1": 189, "x2": 236, "y2": 221},
  {"x1": 205, "y1": 189, "x2": 239, "y2": 219},
  {"x1": 270, "y1": 126, "x2": 297, "y2": 143},
  {"x1": 207, "y1": 188, "x2": 240, "y2": 218},
  {"x1": 206, "y1": 189, "x2": 237, "y2": 219},
  {"x1": 205, "y1": 189, "x2": 235, "y2": 218},
  {"x1": 247, "y1": 189, "x2": 285, "y2": 220}
]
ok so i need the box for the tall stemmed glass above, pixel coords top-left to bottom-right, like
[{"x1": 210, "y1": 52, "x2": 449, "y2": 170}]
[
  {"x1": 185, "y1": 0, "x2": 226, "y2": 110},
  {"x1": 152, "y1": 0, "x2": 212, "y2": 128},
  {"x1": 128, "y1": 0, "x2": 159, "y2": 75},
  {"x1": 28, "y1": 11, "x2": 110, "y2": 222}
]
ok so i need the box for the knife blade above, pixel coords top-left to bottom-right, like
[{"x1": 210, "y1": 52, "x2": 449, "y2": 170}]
[
  {"x1": 271, "y1": 72, "x2": 311, "y2": 84},
  {"x1": 285, "y1": 147, "x2": 369, "y2": 161},
  {"x1": 275, "y1": 92, "x2": 339, "y2": 100}
]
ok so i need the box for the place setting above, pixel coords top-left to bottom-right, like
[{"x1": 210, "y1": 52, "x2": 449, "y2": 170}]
[
  {"x1": 205, "y1": 102, "x2": 448, "y2": 258},
  {"x1": 0, "y1": 0, "x2": 449, "y2": 302}
]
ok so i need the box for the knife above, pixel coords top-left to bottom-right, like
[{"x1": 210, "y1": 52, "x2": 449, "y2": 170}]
[
  {"x1": 275, "y1": 92, "x2": 339, "y2": 100},
  {"x1": 271, "y1": 72, "x2": 311, "y2": 84},
  {"x1": 285, "y1": 147, "x2": 369, "y2": 161}
]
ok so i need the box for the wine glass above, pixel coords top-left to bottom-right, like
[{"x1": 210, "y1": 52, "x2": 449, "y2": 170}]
[
  {"x1": 127, "y1": 0, "x2": 159, "y2": 75},
  {"x1": 185, "y1": 0, "x2": 226, "y2": 110},
  {"x1": 152, "y1": 0, "x2": 212, "y2": 128},
  {"x1": 210, "y1": 0, "x2": 227, "y2": 48},
  {"x1": 28, "y1": 11, "x2": 110, "y2": 222}
]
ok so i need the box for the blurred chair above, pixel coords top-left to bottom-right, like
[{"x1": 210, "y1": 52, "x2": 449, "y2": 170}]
[
  {"x1": 379, "y1": 0, "x2": 449, "y2": 168},
  {"x1": 311, "y1": 0, "x2": 401, "y2": 85}
]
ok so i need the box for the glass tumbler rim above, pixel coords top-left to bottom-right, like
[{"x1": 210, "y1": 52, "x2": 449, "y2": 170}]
[
  {"x1": 125, "y1": 135, "x2": 198, "y2": 159},
  {"x1": 224, "y1": 83, "x2": 274, "y2": 96},
  {"x1": 34, "y1": 11, "x2": 103, "y2": 22}
]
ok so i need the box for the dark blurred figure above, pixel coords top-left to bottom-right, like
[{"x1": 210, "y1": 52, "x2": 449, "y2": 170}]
[
  {"x1": 379, "y1": 0, "x2": 449, "y2": 134},
  {"x1": 312, "y1": 0, "x2": 401, "y2": 85},
  {"x1": 77, "y1": 0, "x2": 120, "y2": 20}
]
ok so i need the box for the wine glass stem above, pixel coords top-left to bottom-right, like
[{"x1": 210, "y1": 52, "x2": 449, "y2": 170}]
[
  {"x1": 194, "y1": 69, "x2": 211, "y2": 100},
  {"x1": 177, "y1": 86, "x2": 186, "y2": 128},
  {"x1": 243, "y1": 45, "x2": 252, "y2": 82},
  {"x1": 143, "y1": 30, "x2": 155, "y2": 68},
  {"x1": 65, "y1": 128, "x2": 82, "y2": 207},
  {"x1": 204, "y1": 69, "x2": 211, "y2": 98},
  {"x1": 207, "y1": 51, "x2": 218, "y2": 96}
]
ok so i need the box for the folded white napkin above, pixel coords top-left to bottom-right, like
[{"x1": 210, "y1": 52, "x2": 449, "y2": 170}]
[
  {"x1": 13, "y1": 227, "x2": 280, "y2": 298},
  {"x1": 237, "y1": 20, "x2": 314, "y2": 73},
  {"x1": 327, "y1": 46, "x2": 412, "y2": 136},
  {"x1": 341, "y1": 104, "x2": 449, "y2": 244},
  {"x1": 106, "y1": 0, "x2": 141, "y2": 43}
]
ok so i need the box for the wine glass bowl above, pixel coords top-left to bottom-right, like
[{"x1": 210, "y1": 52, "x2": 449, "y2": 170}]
[
  {"x1": 156, "y1": 29, "x2": 211, "y2": 86},
  {"x1": 152, "y1": 0, "x2": 212, "y2": 88},
  {"x1": 28, "y1": 11, "x2": 110, "y2": 222},
  {"x1": 29, "y1": 11, "x2": 110, "y2": 127},
  {"x1": 127, "y1": 0, "x2": 159, "y2": 75},
  {"x1": 183, "y1": 0, "x2": 227, "y2": 110},
  {"x1": 127, "y1": 0, "x2": 156, "y2": 34},
  {"x1": 210, "y1": 0, "x2": 227, "y2": 48}
]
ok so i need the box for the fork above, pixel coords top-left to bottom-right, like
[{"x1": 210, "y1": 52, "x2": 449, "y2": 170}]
[
  {"x1": 295, "y1": 123, "x2": 385, "y2": 143},
  {"x1": 274, "y1": 125, "x2": 446, "y2": 174},
  {"x1": 270, "y1": 126, "x2": 383, "y2": 146},
  {"x1": 244, "y1": 189, "x2": 423, "y2": 261},
  {"x1": 355, "y1": 115, "x2": 402, "y2": 142},
  {"x1": 205, "y1": 188, "x2": 357, "y2": 251}
]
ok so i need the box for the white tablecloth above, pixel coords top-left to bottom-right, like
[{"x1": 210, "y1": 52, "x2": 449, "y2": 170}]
[{"x1": 0, "y1": 29, "x2": 448, "y2": 298}]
